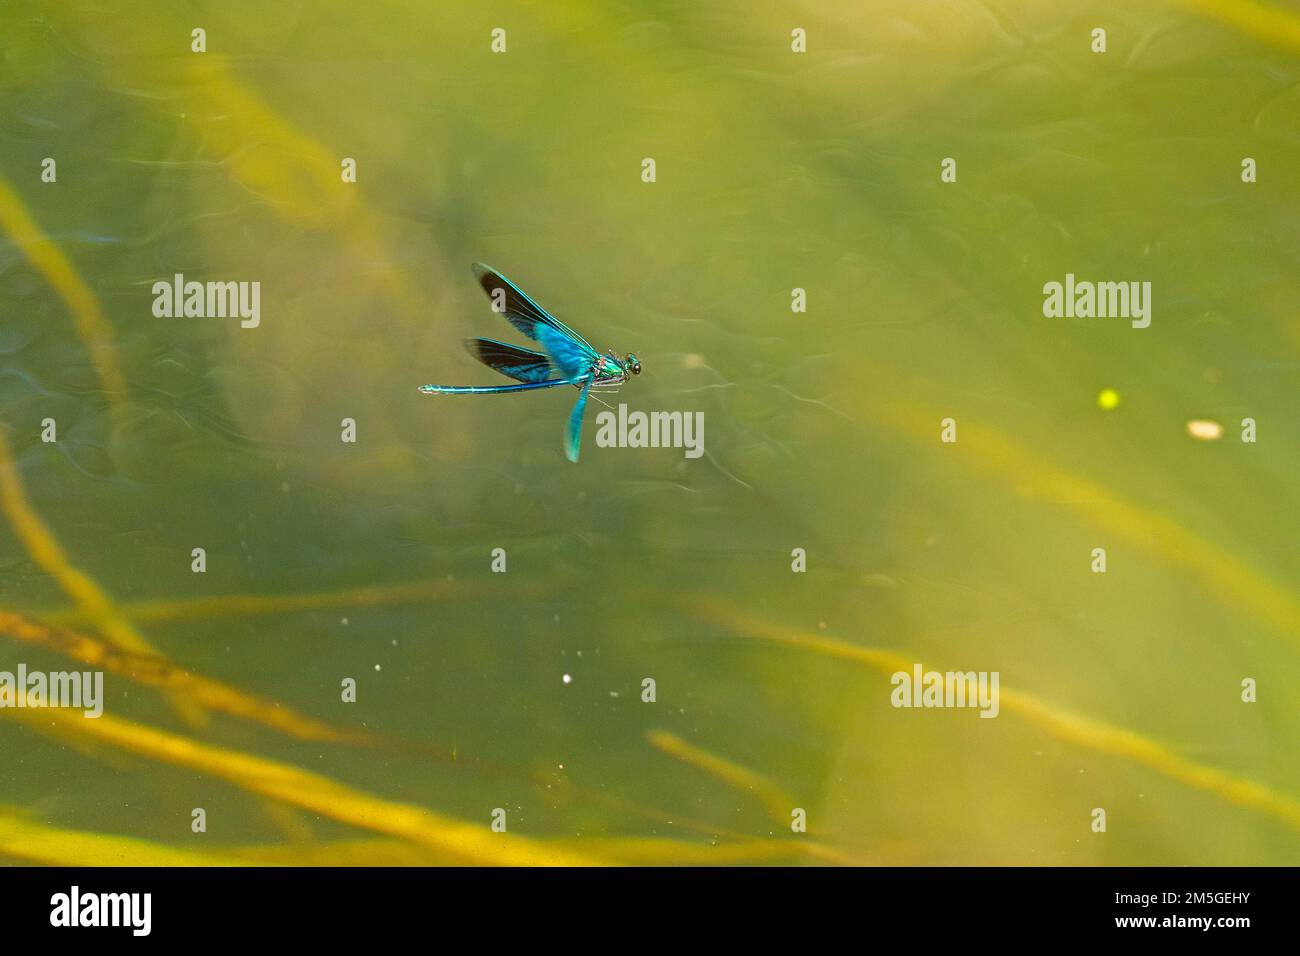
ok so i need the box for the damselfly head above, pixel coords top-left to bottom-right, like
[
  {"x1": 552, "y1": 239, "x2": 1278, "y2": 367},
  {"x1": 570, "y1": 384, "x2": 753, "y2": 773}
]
[{"x1": 626, "y1": 353, "x2": 641, "y2": 375}]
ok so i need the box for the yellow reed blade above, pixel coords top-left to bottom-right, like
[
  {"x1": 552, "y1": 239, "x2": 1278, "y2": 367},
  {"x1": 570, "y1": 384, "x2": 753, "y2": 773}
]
[
  {"x1": 5, "y1": 697, "x2": 610, "y2": 866},
  {"x1": 695, "y1": 597, "x2": 1300, "y2": 832},
  {"x1": 0, "y1": 608, "x2": 369, "y2": 744}
]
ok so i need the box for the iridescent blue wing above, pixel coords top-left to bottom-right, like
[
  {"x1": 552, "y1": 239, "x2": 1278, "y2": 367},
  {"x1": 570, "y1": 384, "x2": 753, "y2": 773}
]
[
  {"x1": 472, "y1": 263, "x2": 600, "y2": 358},
  {"x1": 464, "y1": 338, "x2": 556, "y2": 384},
  {"x1": 536, "y1": 324, "x2": 594, "y2": 381},
  {"x1": 565, "y1": 379, "x2": 593, "y2": 463}
]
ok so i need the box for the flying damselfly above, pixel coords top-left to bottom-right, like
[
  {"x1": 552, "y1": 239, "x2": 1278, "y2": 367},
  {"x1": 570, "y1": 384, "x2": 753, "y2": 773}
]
[{"x1": 419, "y1": 263, "x2": 641, "y2": 462}]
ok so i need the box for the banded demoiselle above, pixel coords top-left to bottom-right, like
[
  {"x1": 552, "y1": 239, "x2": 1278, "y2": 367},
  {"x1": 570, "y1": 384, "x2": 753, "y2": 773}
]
[{"x1": 419, "y1": 264, "x2": 641, "y2": 462}]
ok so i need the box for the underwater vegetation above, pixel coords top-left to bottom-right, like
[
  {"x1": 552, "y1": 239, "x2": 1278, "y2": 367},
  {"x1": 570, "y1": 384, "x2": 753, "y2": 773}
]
[{"x1": 1, "y1": 0, "x2": 1298, "y2": 866}]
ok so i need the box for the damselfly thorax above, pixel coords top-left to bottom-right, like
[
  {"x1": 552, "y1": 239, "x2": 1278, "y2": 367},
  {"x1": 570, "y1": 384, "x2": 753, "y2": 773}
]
[{"x1": 590, "y1": 350, "x2": 640, "y2": 390}]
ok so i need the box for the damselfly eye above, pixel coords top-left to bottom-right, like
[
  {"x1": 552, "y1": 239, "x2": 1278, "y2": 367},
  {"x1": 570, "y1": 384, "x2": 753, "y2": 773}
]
[{"x1": 627, "y1": 353, "x2": 641, "y2": 375}]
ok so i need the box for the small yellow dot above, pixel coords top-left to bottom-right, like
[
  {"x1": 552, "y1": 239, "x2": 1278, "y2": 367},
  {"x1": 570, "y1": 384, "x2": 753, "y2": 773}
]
[{"x1": 1096, "y1": 388, "x2": 1120, "y2": 410}]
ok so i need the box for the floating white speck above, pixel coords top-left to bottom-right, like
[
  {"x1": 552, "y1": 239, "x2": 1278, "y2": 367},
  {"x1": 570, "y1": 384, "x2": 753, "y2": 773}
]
[
  {"x1": 1186, "y1": 419, "x2": 1223, "y2": 440},
  {"x1": 562, "y1": 674, "x2": 572, "y2": 684},
  {"x1": 374, "y1": 664, "x2": 381, "y2": 672}
]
